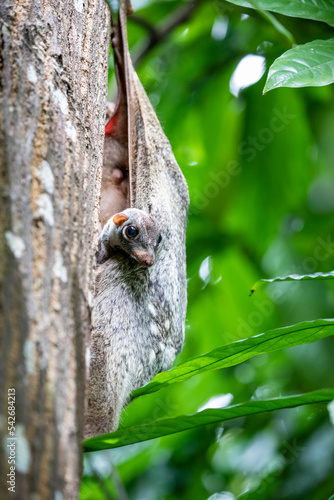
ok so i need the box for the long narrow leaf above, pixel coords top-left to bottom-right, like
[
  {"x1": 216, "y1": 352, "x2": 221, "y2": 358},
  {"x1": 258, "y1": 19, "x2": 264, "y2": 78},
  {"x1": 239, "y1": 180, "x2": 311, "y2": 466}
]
[
  {"x1": 226, "y1": 0, "x2": 334, "y2": 27},
  {"x1": 251, "y1": 271, "x2": 334, "y2": 294},
  {"x1": 264, "y1": 39, "x2": 334, "y2": 93},
  {"x1": 84, "y1": 390, "x2": 334, "y2": 451},
  {"x1": 131, "y1": 319, "x2": 334, "y2": 399}
]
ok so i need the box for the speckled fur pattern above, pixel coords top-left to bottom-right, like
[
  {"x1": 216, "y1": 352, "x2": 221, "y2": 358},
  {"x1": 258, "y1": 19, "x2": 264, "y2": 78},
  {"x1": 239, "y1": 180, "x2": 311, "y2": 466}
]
[{"x1": 84, "y1": 2, "x2": 189, "y2": 438}]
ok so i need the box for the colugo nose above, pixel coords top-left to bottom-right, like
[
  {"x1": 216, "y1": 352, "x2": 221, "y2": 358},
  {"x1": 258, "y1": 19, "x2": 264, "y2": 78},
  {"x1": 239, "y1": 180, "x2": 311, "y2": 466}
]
[
  {"x1": 132, "y1": 250, "x2": 155, "y2": 267},
  {"x1": 144, "y1": 256, "x2": 154, "y2": 267}
]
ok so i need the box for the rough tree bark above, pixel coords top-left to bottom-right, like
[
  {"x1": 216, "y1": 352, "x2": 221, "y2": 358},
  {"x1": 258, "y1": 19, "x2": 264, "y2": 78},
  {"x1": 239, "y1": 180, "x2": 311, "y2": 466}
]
[{"x1": 0, "y1": 1, "x2": 109, "y2": 499}]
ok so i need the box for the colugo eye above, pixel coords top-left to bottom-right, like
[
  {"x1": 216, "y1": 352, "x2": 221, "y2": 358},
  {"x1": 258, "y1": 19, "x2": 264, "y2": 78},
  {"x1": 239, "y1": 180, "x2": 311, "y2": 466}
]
[{"x1": 124, "y1": 225, "x2": 139, "y2": 239}]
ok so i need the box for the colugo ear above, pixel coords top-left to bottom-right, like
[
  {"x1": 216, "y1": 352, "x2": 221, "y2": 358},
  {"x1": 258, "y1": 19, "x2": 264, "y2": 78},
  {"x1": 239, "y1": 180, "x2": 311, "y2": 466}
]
[{"x1": 113, "y1": 213, "x2": 128, "y2": 226}]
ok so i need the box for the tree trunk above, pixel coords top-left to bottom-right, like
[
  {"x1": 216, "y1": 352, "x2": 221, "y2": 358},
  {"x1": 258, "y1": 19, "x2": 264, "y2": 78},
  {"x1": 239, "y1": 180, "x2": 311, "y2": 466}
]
[{"x1": 0, "y1": 1, "x2": 109, "y2": 498}]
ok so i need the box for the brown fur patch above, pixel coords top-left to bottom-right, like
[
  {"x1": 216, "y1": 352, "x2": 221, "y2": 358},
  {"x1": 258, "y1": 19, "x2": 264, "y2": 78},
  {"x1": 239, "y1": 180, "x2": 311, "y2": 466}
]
[{"x1": 113, "y1": 213, "x2": 128, "y2": 226}]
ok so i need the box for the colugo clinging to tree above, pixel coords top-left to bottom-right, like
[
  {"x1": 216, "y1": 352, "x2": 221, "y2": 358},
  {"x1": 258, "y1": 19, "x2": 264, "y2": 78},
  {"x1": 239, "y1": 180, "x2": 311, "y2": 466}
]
[{"x1": 84, "y1": 0, "x2": 189, "y2": 438}]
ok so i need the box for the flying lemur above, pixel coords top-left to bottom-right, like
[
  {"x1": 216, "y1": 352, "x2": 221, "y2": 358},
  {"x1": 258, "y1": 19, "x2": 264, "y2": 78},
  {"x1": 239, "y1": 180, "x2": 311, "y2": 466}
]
[{"x1": 84, "y1": 1, "x2": 189, "y2": 438}]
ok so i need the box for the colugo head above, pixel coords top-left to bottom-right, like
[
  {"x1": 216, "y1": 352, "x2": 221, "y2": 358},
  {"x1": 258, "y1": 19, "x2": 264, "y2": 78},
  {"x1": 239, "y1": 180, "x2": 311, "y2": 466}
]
[{"x1": 100, "y1": 208, "x2": 162, "y2": 267}]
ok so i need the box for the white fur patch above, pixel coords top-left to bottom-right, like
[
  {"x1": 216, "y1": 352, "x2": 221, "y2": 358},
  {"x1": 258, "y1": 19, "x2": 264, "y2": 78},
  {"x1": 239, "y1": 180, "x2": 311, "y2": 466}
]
[
  {"x1": 149, "y1": 349, "x2": 156, "y2": 364},
  {"x1": 148, "y1": 303, "x2": 157, "y2": 317},
  {"x1": 150, "y1": 322, "x2": 159, "y2": 336}
]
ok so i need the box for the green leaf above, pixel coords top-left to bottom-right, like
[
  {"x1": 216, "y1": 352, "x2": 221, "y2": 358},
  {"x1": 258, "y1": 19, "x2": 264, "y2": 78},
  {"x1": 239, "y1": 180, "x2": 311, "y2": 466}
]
[
  {"x1": 83, "y1": 390, "x2": 334, "y2": 451},
  {"x1": 264, "y1": 39, "x2": 334, "y2": 93},
  {"x1": 132, "y1": 319, "x2": 334, "y2": 399},
  {"x1": 251, "y1": 271, "x2": 334, "y2": 294},
  {"x1": 225, "y1": 0, "x2": 334, "y2": 27}
]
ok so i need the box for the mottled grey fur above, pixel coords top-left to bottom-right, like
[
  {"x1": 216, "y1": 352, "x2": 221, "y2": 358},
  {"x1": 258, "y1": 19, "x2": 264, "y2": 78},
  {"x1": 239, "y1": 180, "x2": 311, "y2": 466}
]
[{"x1": 84, "y1": 2, "x2": 189, "y2": 438}]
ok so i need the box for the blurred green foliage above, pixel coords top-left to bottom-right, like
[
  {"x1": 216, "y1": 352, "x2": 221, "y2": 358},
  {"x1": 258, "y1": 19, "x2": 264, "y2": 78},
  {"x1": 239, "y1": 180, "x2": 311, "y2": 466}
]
[{"x1": 81, "y1": 1, "x2": 334, "y2": 498}]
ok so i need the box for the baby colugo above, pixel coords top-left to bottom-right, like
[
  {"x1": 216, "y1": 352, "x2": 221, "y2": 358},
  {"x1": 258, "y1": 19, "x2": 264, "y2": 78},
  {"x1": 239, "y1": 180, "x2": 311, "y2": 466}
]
[{"x1": 97, "y1": 208, "x2": 162, "y2": 266}]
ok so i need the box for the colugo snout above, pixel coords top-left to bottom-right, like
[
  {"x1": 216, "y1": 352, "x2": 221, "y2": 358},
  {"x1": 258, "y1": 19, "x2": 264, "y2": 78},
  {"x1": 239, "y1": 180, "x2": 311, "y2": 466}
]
[{"x1": 98, "y1": 208, "x2": 162, "y2": 267}]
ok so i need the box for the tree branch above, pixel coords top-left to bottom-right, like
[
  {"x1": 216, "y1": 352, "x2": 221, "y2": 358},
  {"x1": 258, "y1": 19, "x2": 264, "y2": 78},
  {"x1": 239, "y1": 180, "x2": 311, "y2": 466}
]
[{"x1": 130, "y1": 0, "x2": 204, "y2": 67}]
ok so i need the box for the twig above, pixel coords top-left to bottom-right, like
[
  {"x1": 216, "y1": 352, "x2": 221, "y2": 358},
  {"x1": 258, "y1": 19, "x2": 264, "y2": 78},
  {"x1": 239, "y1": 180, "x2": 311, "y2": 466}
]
[
  {"x1": 129, "y1": 14, "x2": 157, "y2": 37},
  {"x1": 130, "y1": 0, "x2": 204, "y2": 66}
]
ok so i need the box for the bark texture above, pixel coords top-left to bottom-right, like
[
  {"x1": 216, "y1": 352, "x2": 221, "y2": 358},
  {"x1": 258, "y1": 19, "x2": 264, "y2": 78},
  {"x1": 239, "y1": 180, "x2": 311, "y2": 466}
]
[{"x1": 0, "y1": 1, "x2": 109, "y2": 498}]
